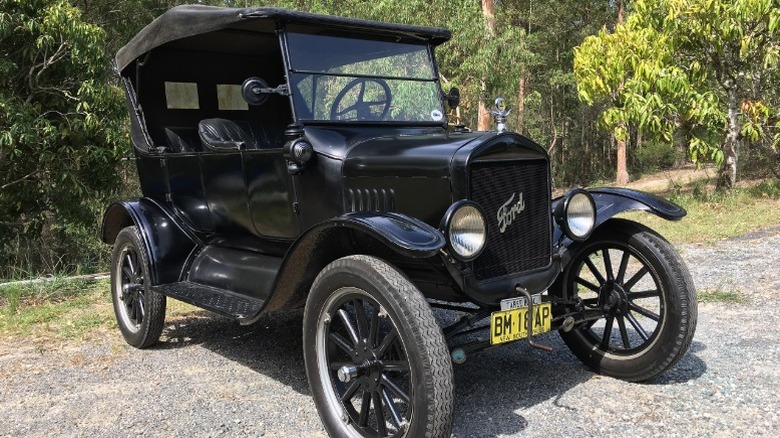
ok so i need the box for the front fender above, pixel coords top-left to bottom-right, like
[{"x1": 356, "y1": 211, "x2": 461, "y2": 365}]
[
  {"x1": 589, "y1": 187, "x2": 686, "y2": 226},
  {"x1": 100, "y1": 198, "x2": 200, "y2": 285},
  {"x1": 333, "y1": 211, "x2": 446, "y2": 258},
  {"x1": 553, "y1": 187, "x2": 685, "y2": 266},
  {"x1": 259, "y1": 212, "x2": 445, "y2": 315}
]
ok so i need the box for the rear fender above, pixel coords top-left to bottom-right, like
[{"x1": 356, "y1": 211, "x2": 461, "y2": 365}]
[
  {"x1": 259, "y1": 211, "x2": 445, "y2": 316},
  {"x1": 101, "y1": 199, "x2": 200, "y2": 285}
]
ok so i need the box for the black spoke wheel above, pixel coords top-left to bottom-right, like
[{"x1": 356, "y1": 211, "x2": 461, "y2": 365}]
[
  {"x1": 304, "y1": 255, "x2": 453, "y2": 438},
  {"x1": 110, "y1": 226, "x2": 166, "y2": 348},
  {"x1": 330, "y1": 78, "x2": 392, "y2": 121},
  {"x1": 553, "y1": 219, "x2": 697, "y2": 381}
]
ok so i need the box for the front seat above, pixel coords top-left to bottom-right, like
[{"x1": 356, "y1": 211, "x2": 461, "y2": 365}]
[{"x1": 198, "y1": 118, "x2": 254, "y2": 151}]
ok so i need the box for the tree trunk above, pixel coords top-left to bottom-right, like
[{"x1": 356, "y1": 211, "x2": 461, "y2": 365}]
[
  {"x1": 517, "y1": 76, "x2": 526, "y2": 134},
  {"x1": 612, "y1": 6, "x2": 627, "y2": 185},
  {"x1": 717, "y1": 88, "x2": 740, "y2": 190},
  {"x1": 616, "y1": 134, "x2": 629, "y2": 185},
  {"x1": 478, "y1": 82, "x2": 491, "y2": 131},
  {"x1": 478, "y1": 0, "x2": 496, "y2": 131},
  {"x1": 673, "y1": 118, "x2": 690, "y2": 168}
]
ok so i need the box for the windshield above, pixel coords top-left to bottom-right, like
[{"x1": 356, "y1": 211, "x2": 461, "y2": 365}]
[{"x1": 286, "y1": 33, "x2": 445, "y2": 124}]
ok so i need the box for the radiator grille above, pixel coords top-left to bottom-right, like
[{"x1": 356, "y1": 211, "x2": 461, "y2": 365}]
[{"x1": 470, "y1": 159, "x2": 552, "y2": 280}]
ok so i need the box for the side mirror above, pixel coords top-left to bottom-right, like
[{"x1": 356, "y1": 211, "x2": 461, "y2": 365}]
[
  {"x1": 242, "y1": 77, "x2": 270, "y2": 106},
  {"x1": 446, "y1": 87, "x2": 460, "y2": 109}
]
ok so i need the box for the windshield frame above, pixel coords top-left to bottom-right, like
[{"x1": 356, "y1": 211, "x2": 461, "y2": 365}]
[{"x1": 279, "y1": 26, "x2": 448, "y2": 127}]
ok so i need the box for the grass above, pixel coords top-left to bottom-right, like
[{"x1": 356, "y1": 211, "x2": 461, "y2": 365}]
[
  {"x1": 0, "y1": 279, "x2": 115, "y2": 341},
  {"x1": 697, "y1": 289, "x2": 747, "y2": 304},
  {"x1": 623, "y1": 179, "x2": 780, "y2": 245},
  {"x1": 0, "y1": 278, "x2": 202, "y2": 343}
]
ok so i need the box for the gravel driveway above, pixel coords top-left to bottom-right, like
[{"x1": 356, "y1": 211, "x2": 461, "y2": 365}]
[{"x1": 2, "y1": 227, "x2": 779, "y2": 437}]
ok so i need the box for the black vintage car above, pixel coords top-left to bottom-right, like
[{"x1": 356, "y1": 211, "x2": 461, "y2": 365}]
[{"x1": 102, "y1": 5, "x2": 697, "y2": 437}]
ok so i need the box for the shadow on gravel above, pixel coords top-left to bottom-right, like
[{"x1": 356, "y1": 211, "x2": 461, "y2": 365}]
[
  {"x1": 448, "y1": 338, "x2": 708, "y2": 436},
  {"x1": 450, "y1": 333, "x2": 590, "y2": 437},
  {"x1": 648, "y1": 341, "x2": 708, "y2": 384},
  {"x1": 146, "y1": 309, "x2": 707, "y2": 437},
  {"x1": 153, "y1": 309, "x2": 311, "y2": 395}
]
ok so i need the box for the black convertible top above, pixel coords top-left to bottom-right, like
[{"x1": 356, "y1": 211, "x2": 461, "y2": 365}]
[{"x1": 116, "y1": 5, "x2": 452, "y2": 72}]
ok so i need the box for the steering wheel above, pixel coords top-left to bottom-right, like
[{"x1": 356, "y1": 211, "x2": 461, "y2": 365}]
[{"x1": 330, "y1": 78, "x2": 392, "y2": 121}]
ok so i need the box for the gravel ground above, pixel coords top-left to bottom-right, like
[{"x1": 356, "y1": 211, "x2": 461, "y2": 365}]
[{"x1": 1, "y1": 226, "x2": 779, "y2": 437}]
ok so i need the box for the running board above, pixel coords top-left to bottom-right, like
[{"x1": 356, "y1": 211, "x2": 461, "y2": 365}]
[{"x1": 153, "y1": 281, "x2": 264, "y2": 320}]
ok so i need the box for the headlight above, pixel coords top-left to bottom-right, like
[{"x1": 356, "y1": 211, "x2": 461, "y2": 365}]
[
  {"x1": 555, "y1": 189, "x2": 596, "y2": 241},
  {"x1": 442, "y1": 201, "x2": 486, "y2": 261}
]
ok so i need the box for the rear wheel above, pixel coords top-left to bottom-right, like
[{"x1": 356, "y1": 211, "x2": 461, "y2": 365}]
[
  {"x1": 303, "y1": 255, "x2": 453, "y2": 438},
  {"x1": 554, "y1": 219, "x2": 697, "y2": 381},
  {"x1": 110, "y1": 226, "x2": 166, "y2": 348}
]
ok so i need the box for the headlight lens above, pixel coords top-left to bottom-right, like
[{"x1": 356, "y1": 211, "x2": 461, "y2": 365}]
[
  {"x1": 447, "y1": 203, "x2": 486, "y2": 260},
  {"x1": 563, "y1": 191, "x2": 596, "y2": 240}
]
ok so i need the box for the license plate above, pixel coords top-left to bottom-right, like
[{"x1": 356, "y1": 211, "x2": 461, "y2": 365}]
[{"x1": 490, "y1": 302, "x2": 552, "y2": 345}]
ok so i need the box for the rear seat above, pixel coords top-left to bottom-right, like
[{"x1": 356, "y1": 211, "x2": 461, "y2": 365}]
[
  {"x1": 163, "y1": 121, "x2": 289, "y2": 152},
  {"x1": 164, "y1": 127, "x2": 201, "y2": 152}
]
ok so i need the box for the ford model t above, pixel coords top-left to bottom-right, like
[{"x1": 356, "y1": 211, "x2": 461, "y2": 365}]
[{"x1": 102, "y1": 5, "x2": 697, "y2": 437}]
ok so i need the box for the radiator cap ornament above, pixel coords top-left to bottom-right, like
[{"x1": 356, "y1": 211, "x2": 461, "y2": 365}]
[{"x1": 489, "y1": 97, "x2": 511, "y2": 133}]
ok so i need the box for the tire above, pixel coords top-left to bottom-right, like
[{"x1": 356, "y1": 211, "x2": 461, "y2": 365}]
[
  {"x1": 554, "y1": 219, "x2": 697, "y2": 382},
  {"x1": 110, "y1": 226, "x2": 166, "y2": 348},
  {"x1": 303, "y1": 255, "x2": 453, "y2": 438}
]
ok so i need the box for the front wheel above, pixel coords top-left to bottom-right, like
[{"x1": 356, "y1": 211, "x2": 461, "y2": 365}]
[
  {"x1": 303, "y1": 255, "x2": 453, "y2": 438},
  {"x1": 553, "y1": 219, "x2": 697, "y2": 382}
]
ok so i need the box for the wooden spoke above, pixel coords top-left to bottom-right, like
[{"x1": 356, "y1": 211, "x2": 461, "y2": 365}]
[
  {"x1": 603, "y1": 249, "x2": 614, "y2": 281},
  {"x1": 341, "y1": 380, "x2": 360, "y2": 403},
  {"x1": 575, "y1": 277, "x2": 601, "y2": 293},
  {"x1": 617, "y1": 316, "x2": 631, "y2": 349},
  {"x1": 626, "y1": 311, "x2": 651, "y2": 341},
  {"x1": 629, "y1": 302, "x2": 660, "y2": 321},
  {"x1": 337, "y1": 308, "x2": 360, "y2": 345},
  {"x1": 617, "y1": 250, "x2": 631, "y2": 283},
  {"x1": 358, "y1": 390, "x2": 371, "y2": 427},
  {"x1": 329, "y1": 332, "x2": 354, "y2": 355},
  {"x1": 373, "y1": 390, "x2": 387, "y2": 436},
  {"x1": 381, "y1": 374, "x2": 411, "y2": 404},
  {"x1": 624, "y1": 266, "x2": 649, "y2": 291},
  {"x1": 368, "y1": 304, "x2": 380, "y2": 348},
  {"x1": 376, "y1": 327, "x2": 398, "y2": 358},
  {"x1": 352, "y1": 299, "x2": 369, "y2": 340},
  {"x1": 583, "y1": 257, "x2": 606, "y2": 285},
  {"x1": 382, "y1": 387, "x2": 403, "y2": 428},
  {"x1": 600, "y1": 316, "x2": 615, "y2": 349},
  {"x1": 381, "y1": 360, "x2": 408, "y2": 373},
  {"x1": 629, "y1": 289, "x2": 661, "y2": 300}
]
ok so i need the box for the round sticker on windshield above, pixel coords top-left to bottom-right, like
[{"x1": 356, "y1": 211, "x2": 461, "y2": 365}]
[{"x1": 431, "y1": 109, "x2": 444, "y2": 121}]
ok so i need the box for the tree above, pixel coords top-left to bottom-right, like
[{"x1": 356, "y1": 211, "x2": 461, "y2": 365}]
[
  {"x1": 0, "y1": 0, "x2": 127, "y2": 277},
  {"x1": 576, "y1": 0, "x2": 780, "y2": 190}
]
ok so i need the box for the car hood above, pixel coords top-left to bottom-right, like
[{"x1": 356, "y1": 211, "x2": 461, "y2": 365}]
[{"x1": 303, "y1": 127, "x2": 491, "y2": 178}]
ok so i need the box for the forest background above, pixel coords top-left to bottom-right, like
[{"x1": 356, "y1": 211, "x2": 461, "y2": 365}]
[{"x1": 1, "y1": 0, "x2": 779, "y2": 280}]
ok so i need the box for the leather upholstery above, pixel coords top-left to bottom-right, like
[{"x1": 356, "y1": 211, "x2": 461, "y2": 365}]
[
  {"x1": 198, "y1": 118, "x2": 254, "y2": 151},
  {"x1": 164, "y1": 127, "x2": 198, "y2": 152}
]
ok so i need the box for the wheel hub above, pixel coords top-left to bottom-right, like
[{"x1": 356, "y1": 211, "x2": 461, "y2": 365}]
[
  {"x1": 338, "y1": 339, "x2": 384, "y2": 390},
  {"x1": 600, "y1": 281, "x2": 629, "y2": 316}
]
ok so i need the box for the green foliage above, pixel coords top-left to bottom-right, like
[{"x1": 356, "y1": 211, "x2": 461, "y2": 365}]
[
  {"x1": 633, "y1": 140, "x2": 676, "y2": 174},
  {"x1": 0, "y1": 0, "x2": 129, "y2": 279},
  {"x1": 574, "y1": 0, "x2": 780, "y2": 187}
]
